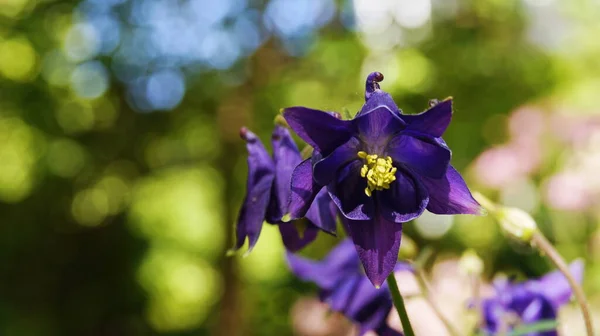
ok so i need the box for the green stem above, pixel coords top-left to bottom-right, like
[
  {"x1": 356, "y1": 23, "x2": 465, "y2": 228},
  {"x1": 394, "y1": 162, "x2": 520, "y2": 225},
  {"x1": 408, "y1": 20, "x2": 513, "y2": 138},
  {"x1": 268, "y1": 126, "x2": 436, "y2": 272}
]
[
  {"x1": 531, "y1": 231, "x2": 594, "y2": 336},
  {"x1": 387, "y1": 273, "x2": 415, "y2": 336}
]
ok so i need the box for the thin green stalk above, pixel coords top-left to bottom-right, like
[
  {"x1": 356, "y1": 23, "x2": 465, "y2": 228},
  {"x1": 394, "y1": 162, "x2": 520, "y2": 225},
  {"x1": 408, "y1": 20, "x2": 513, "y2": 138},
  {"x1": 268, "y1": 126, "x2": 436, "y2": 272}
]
[
  {"x1": 387, "y1": 273, "x2": 415, "y2": 336},
  {"x1": 531, "y1": 231, "x2": 594, "y2": 336}
]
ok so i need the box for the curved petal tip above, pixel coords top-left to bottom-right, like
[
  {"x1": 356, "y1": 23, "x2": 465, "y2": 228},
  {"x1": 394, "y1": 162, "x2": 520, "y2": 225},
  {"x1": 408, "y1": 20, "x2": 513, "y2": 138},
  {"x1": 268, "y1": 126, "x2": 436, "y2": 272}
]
[
  {"x1": 365, "y1": 72, "x2": 384, "y2": 100},
  {"x1": 240, "y1": 127, "x2": 258, "y2": 142}
]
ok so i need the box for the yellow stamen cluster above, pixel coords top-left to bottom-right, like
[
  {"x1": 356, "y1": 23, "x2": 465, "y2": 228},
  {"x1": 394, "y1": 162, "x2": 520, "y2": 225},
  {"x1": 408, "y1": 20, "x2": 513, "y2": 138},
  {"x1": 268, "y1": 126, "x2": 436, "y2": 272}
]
[{"x1": 358, "y1": 151, "x2": 397, "y2": 197}]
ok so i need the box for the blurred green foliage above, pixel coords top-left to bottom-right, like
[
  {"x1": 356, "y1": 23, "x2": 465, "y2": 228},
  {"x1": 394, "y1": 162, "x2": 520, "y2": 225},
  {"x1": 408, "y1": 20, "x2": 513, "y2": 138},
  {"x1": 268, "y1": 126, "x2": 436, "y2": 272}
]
[{"x1": 1, "y1": 0, "x2": 600, "y2": 335}]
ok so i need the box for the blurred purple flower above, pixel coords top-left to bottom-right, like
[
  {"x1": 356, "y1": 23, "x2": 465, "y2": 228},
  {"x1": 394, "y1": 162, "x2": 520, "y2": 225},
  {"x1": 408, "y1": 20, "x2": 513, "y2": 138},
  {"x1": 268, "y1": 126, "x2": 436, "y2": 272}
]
[
  {"x1": 287, "y1": 239, "x2": 410, "y2": 336},
  {"x1": 482, "y1": 260, "x2": 584, "y2": 336},
  {"x1": 232, "y1": 125, "x2": 337, "y2": 253},
  {"x1": 283, "y1": 72, "x2": 481, "y2": 286}
]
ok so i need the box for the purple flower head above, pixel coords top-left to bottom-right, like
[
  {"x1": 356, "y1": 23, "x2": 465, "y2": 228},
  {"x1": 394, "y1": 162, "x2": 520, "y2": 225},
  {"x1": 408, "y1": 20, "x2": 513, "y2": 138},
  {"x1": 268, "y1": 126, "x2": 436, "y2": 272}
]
[
  {"x1": 287, "y1": 239, "x2": 411, "y2": 336},
  {"x1": 232, "y1": 125, "x2": 337, "y2": 254},
  {"x1": 482, "y1": 260, "x2": 584, "y2": 336},
  {"x1": 283, "y1": 72, "x2": 482, "y2": 286}
]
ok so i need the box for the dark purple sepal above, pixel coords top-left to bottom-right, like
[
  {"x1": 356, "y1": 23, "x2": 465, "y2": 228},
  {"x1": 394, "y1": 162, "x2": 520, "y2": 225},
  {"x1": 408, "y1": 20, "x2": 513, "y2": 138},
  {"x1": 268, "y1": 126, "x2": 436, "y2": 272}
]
[
  {"x1": 313, "y1": 137, "x2": 361, "y2": 186},
  {"x1": 283, "y1": 106, "x2": 354, "y2": 156},
  {"x1": 419, "y1": 165, "x2": 483, "y2": 215},
  {"x1": 401, "y1": 98, "x2": 452, "y2": 137},
  {"x1": 343, "y1": 216, "x2": 403, "y2": 287},
  {"x1": 305, "y1": 188, "x2": 338, "y2": 235},
  {"x1": 386, "y1": 133, "x2": 451, "y2": 179}
]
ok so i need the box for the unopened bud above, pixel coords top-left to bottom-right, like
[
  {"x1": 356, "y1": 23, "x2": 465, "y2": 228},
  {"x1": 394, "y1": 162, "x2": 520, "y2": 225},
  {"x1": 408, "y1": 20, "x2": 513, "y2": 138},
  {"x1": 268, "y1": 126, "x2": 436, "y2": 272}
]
[
  {"x1": 459, "y1": 249, "x2": 484, "y2": 276},
  {"x1": 473, "y1": 192, "x2": 538, "y2": 243},
  {"x1": 496, "y1": 207, "x2": 538, "y2": 242}
]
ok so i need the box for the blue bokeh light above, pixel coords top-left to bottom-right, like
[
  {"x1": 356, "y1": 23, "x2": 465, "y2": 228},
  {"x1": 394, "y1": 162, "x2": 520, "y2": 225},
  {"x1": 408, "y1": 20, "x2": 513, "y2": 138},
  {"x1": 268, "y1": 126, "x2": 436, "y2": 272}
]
[
  {"x1": 70, "y1": 61, "x2": 109, "y2": 99},
  {"x1": 264, "y1": 0, "x2": 335, "y2": 38},
  {"x1": 87, "y1": 13, "x2": 122, "y2": 55},
  {"x1": 72, "y1": 0, "x2": 349, "y2": 111},
  {"x1": 200, "y1": 29, "x2": 242, "y2": 70},
  {"x1": 146, "y1": 70, "x2": 186, "y2": 111}
]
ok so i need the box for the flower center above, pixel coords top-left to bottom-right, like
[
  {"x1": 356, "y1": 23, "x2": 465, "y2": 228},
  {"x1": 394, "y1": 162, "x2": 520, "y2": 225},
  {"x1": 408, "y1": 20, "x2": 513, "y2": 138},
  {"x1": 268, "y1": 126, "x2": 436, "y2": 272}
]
[{"x1": 357, "y1": 151, "x2": 397, "y2": 197}]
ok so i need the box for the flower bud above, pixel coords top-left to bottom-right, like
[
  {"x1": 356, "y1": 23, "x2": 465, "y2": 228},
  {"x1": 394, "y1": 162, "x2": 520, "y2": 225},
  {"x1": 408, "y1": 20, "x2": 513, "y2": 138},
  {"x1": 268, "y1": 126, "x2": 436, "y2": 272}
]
[
  {"x1": 473, "y1": 192, "x2": 538, "y2": 243},
  {"x1": 496, "y1": 206, "x2": 538, "y2": 242}
]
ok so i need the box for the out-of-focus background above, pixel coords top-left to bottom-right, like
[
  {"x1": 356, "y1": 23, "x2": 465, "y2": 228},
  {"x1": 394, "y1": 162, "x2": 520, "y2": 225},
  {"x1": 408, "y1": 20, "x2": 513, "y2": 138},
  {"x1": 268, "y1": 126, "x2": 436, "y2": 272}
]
[{"x1": 1, "y1": 0, "x2": 600, "y2": 335}]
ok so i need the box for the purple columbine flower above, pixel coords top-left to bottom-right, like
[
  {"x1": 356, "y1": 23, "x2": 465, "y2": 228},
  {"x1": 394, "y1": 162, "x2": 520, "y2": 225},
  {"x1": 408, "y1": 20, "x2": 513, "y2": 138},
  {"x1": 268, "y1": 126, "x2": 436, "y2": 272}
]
[
  {"x1": 232, "y1": 125, "x2": 337, "y2": 253},
  {"x1": 482, "y1": 260, "x2": 584, "y2": 336},
  {"x1": 283, "y1": 72, "x2": 482, "y2": 286},
  {"x1": 287, "y1": 239, "x2": 410, "y2": 336}
]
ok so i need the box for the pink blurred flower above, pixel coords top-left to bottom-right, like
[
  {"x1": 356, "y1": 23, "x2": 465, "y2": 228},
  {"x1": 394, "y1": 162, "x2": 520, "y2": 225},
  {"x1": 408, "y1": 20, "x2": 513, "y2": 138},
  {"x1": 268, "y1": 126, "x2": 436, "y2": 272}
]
[
  {"x1": 474, "y1": 146, "x2": 525, "y2": 188},
  {"x1": 544, "y1": 172, "x2": 591, "y2": 211},
  {"x1": 508, "y1": 106, "x2": 546, "y2": 143}
]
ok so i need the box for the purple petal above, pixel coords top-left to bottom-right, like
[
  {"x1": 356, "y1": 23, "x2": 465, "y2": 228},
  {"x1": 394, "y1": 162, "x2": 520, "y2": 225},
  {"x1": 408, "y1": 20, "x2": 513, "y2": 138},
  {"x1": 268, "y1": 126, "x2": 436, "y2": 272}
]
[
  {"x1": 419, "y1": 165, "x2": 483, "y2": 215},
  {"x1": 305, "y1": 188, "x2": 338, "y2": 234},
  {"x1": 536, "y1": 260, "x2": 584, "y2": 308},
  {"x1": 343, "y1": 215, "x2": 403, "y2": 287},
  {"x1": 345, "y1": 277, "x2": 392, "y2": 334},
  {"x1": 328, "y1": 161, "x2": 375, "y2": 220},
  {"x1": 482, "y1": 299, "x2": 504, "y2": 333},
  {"x1": 353, "y1": 105, "x2": 405, "y2": 146},
  {"x1": 286, "y1": 239, "x2": 360, "y2": 290},
  {"x1": 379, "y1": 169, "x2": 429, "y2": 223},
  {"x1": 283, "y1": 107, "x2": 354, "y2": 155},
  {"x1": 361, "y1": 92, "x2": 402, "y2": 118},
  {"x1": 233, "y1": 128, "x2": 276, "y2": 252},
  {"x1": 345, "y1": 276, "x2": 388, "y2": 317},
  {"x1": 387, "y1": 133, "x2": 451, "y2": 178},
  {"x1": 313, "y1": 137, "x2": 361, "y2": 186},
  {"x1": 520, "y1": 298, "x2": 543, "y2": 323},
  {"x1": 376, "y1": 325, "x2": 403, "y2": 336},
  {"x1": 327, "y1": 274, "x2": 360, "y2": 312},
  {"x1": 288, "y1": 158, "x2": 323, "y2": 220},
  {"x1": 402, "y1": 98, "x2": 452, "y2": 137},
  {"x1": 271, "y1": 125, "x2": 303, "y2": 219},
  {"x1": 278, "y1": 221, "x2": 318, "y2": 252}
]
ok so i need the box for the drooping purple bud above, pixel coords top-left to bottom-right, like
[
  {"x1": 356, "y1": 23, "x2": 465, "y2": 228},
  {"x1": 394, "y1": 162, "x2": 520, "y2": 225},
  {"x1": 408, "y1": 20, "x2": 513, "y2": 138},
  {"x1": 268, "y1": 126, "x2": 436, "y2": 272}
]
[{"x1": 365, "y1": 72, "x2": 384, "y2": 101}]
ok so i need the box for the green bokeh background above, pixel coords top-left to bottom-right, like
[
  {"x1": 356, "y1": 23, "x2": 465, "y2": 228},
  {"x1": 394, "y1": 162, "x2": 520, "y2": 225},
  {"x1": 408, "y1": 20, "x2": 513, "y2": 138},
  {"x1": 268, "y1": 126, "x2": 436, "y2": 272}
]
[{"x1": 1, "y1": 0, "x2": 599, "y2": 335}]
